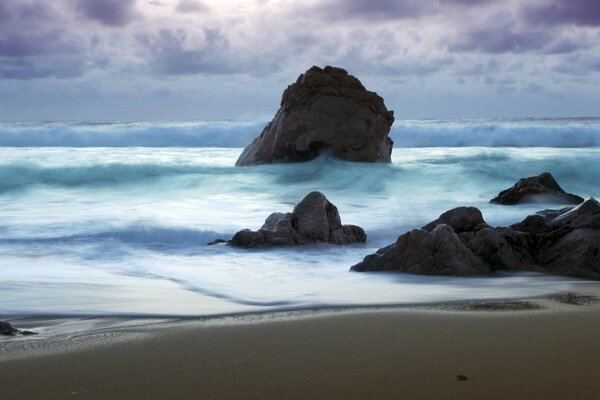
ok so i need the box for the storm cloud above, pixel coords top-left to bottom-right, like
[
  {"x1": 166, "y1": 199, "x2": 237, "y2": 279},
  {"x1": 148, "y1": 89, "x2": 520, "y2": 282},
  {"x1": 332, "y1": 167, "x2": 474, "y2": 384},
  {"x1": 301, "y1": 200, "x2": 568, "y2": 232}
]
[
  {"x1": 74, "y1": 0, "x2": 138, "y2": 27},
  {"x1": 0, "y1": 0, "x2": 598, "y2": 119}
]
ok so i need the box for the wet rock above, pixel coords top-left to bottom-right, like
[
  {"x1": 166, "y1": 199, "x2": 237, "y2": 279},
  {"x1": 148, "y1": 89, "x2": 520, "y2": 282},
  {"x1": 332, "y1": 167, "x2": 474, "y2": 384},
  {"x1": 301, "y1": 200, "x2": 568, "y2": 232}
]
[
  {"x1": 207, "y1": 239, "x2": 227, "y2": 246},
  {"x1": 0, "y1": 321, "x2": 36, "y2": 336},
  {"x1": 351, "y1": 224, "x2": 489, "y2": 275},
  {"x1": 490, "y1": 172, "x2": 583, "y2": 205},
  {"x1": 0, "y1": 321, "x2": 19, "y2": 336},
  {"x1": 236, "y1": 66, "x2": 394, "y2": 166},
  {"x1": 229, "y1": 191, "x2": 366, "y2": 247},
  {"x1": 422, "y1": 206, "x2": 487, "y2": 233},
  {"x1": 352, "y1": 198, "x2": 600, "y2": 280}
]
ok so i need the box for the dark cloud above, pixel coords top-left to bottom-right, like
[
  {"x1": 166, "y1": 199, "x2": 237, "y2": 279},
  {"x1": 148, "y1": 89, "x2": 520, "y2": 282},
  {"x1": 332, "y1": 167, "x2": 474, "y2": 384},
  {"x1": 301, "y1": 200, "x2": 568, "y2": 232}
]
[
  {"x1": 523, "y1": 0, "x2": 600, "y2": 27},
  {"x1": 74, "y1": 0, "x2": 138, "y2": 27},
  {"x1": 0, "y1": 33, "x2": 51, "y2": 57},
  {"x1": 143, "y1": 29, "x2": 241, "y2": 75},
  {"x1": 175, "y1": 0, "x2": 209, "y2": 14},
  {"x1": 448, "y1": 23, "x2": 553, "y2": 54},
  {"x1": 313, "y1": 0, "x2": 429, "y2": 21}
]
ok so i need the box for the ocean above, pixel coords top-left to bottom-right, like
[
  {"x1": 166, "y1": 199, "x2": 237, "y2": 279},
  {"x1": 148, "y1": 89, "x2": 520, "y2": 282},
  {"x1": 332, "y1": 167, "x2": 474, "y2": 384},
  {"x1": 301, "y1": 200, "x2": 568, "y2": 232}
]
[{"x1": 1, "y1": 118, "x2": 600, "y2": 315}]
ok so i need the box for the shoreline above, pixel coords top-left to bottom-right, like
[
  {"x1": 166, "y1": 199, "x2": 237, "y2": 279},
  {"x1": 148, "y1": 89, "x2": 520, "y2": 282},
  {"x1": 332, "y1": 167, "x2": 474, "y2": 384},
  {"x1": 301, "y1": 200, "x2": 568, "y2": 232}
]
[{"x1": 2, "y1": 294, "x2": 600, "y2": 399}]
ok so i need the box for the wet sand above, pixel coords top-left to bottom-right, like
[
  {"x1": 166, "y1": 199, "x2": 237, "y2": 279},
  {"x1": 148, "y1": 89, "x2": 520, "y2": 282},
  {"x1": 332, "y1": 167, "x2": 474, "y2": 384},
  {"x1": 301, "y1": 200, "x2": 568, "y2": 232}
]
[{"x1": 2, "y1": 298, "x2": 600, "y2": 400}]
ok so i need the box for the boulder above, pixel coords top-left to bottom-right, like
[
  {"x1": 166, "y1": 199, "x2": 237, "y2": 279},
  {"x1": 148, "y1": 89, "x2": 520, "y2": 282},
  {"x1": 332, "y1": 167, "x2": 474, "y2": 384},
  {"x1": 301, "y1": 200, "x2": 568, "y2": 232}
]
[
  {"x1": 0, "y1": 321, "x2": 36, "y2": 336},
  {"x1": 351, "y1": 225, "x2": 489, "y2": 275},
  {"x1": 230, "y1": 191, "x2": 366, "y2": 247},
  {"x1": 352, "y1": 198, "x2": 600, "y2": 279},
  {"x1": 236, "y1": 66, "x2": 394, "y2": 166},
  {"x1": 490, "y1": 172, "x2": 583, "y2": 205}
]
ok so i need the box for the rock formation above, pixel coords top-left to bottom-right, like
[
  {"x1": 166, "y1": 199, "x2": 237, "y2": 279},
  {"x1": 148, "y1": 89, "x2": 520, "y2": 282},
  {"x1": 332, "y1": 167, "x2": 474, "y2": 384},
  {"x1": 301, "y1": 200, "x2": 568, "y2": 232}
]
[
  {"x1": 0, "y1": 321, "x2": 36, "y2": 336},
  {"x1": 490, "y1": 172, "x2": 583, "y2": 205},
  {"x1": 230, "y1": 191, "x2": 366, "y2": 247},
  {"x1": 351, "y1": 198, "x2": 600, "y2": 280},
  {"x1": 236, "y1": 66, "x2": 394, "y2": 166}
]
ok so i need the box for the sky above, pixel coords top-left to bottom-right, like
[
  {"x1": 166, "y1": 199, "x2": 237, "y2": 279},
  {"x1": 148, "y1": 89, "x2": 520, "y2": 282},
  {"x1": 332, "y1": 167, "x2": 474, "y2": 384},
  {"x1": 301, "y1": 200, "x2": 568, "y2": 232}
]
[{"x1": 0, "y1": 0, "x2": 599, "y2": 121}]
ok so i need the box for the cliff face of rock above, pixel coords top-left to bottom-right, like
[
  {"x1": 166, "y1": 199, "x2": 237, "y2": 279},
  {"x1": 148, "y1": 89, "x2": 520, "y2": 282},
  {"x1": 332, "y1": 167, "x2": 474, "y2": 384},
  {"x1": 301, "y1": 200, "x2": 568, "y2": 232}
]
[{"x1": 236, "y1": 66, "x2": 394, "y2": 166}]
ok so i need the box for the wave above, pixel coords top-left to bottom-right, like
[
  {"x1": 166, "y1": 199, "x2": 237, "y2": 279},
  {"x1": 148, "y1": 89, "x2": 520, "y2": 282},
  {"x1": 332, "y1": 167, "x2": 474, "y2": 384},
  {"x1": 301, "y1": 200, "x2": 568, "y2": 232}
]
[
  {"x1": 0, "y1": 120, "x2": 264, "y2": 147},
  {"x1": 1, "y1": 118, "x2": 600, "y2": 148},
  {"x1": 0, "y1": 162, "x2": 235, "y2": 192},
  {"x1": 392, "y1": 118, "x2": 600, "y2": 147},
  {"x1": 0, "y1": 225, "x2": 227, "y2": 251}
]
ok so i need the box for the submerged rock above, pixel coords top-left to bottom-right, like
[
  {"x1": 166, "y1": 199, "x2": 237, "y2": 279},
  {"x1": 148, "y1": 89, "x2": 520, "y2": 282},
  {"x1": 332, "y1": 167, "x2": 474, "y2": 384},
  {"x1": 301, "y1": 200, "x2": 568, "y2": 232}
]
[
  {"x1": 236, "y1": 66, "x2": 394, "y2": 166},
  {"x1": 490, "y1": 172, "x2": 583, "y2": 205},
  {"x1": 230, "y1": 191, "x2": 366, "y2": 247},
  {"x1": 352, "y1": 198, "x2": 600, "y2": 280}
]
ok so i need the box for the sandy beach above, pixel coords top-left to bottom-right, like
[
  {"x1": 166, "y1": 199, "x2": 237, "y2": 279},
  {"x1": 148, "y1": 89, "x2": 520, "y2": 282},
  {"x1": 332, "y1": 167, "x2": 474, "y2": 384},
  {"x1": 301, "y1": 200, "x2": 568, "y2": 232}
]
[{"x1": 2, "y1": 296, "x2": 599, "y2": 400}]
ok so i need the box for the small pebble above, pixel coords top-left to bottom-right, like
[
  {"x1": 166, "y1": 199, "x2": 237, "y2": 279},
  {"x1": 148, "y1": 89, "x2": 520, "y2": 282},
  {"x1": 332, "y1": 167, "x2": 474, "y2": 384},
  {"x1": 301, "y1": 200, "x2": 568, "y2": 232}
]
[{"x1": 456, "y1": 375, "x2": 468, "y2": 381}]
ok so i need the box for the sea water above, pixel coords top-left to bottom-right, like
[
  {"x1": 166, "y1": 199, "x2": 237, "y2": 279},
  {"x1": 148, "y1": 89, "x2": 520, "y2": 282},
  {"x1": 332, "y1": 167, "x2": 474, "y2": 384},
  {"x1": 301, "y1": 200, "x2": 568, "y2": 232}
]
[{"x1": 1, "y1": 119, "x2": 600, "y2": 315}]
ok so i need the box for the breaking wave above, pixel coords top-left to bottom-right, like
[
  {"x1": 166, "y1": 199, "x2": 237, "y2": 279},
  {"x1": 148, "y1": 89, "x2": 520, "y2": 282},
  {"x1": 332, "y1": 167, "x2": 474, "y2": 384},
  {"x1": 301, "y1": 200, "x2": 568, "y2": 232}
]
[{"x1": 1, "y1": 118, "x2": 599, "y2": 148}]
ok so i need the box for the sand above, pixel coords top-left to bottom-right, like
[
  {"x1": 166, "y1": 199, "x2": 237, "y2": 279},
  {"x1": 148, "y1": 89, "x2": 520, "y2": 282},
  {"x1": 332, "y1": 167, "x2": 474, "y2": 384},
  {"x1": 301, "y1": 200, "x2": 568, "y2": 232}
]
[{"x1": 1, "y1": 298, "x2": 600, "y2": 399}]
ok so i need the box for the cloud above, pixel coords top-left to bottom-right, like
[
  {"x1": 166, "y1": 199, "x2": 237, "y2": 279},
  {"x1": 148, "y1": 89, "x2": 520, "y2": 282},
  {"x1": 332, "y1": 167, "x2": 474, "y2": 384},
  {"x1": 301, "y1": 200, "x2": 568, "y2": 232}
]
[
  {"x1": 74, "y1": 0, "x2": 138, "y2": 27},
  {"x1": 448, "y1": 22, "x2": 553, "y2": 54},
  {"x1": 523, "y1": 0, "x2": 600, "y2": 27},
  {"x1": 310, "y1": 0, "x2": 430, "y2": 21},
  {"x1": 0, "y1": 57, "x2": 84, "y2": 80},
  {"x1": 142, "y1": 29, "x2": 241, "y2": 75},
  {"x1": 175, "y1": 0, "x2": 209, "y2": 14}
]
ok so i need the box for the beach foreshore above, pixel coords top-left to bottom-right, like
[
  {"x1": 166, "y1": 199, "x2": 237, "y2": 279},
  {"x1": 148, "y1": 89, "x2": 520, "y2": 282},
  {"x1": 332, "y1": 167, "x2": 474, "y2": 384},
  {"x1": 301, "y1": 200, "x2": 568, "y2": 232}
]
[{"x1": 2, "y1": 297, "x2": 600, "y2": 400}]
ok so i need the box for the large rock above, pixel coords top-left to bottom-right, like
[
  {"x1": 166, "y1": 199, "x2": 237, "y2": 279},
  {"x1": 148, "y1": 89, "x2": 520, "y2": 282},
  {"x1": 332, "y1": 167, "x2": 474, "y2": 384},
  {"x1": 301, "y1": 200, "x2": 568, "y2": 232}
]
[
  {"x1": 490, "y1": 172, "x2": 583, "y2": 205},
  {"x1": 236, "y1": 66, "x2": 394, "y2": 166},
  {"x1": 353, "y1": 225, "x2": 489, "y2": 276},
  {"x1": 352, "y1": 198, "x2": 600, "y2": 279},
  {"x1": 0, "y1": 321, "x2": 36, "y2": 336},
  {"x1": 230, "y1": 191, "x2": 366, "y2": 247}
]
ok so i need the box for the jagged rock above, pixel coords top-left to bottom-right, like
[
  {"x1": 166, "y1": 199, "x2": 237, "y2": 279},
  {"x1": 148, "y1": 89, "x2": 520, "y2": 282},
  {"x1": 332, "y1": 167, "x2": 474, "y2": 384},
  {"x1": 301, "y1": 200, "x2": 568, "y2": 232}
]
[
  {"x1": 490, "y1": 172, "x2": 584, "y2": 205},
  {"x1": 230, "y1": 191, "x2": 366, "y2": 247},
  {"x1": 353, "y1": 224, "x2": 488, "y2": 275},
  {"x1": 236, "y1": 66, "x2": 394, "y2": 166},
  {"x1": 0, "y1": 321, "x2": 19, "y2": 336},
  {"x1": 0, "y1": 321, "x2": 36, "y2": 336},
  {"x1": 352, "y1": 198, "x2": 600, "y2": 279}
]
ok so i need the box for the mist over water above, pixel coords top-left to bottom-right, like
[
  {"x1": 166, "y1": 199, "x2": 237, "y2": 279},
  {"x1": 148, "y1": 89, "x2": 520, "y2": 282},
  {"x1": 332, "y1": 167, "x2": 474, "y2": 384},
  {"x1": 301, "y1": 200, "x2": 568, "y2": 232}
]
[{"x1": 1, "y1": 120, "x2": 599, "y2": 315}]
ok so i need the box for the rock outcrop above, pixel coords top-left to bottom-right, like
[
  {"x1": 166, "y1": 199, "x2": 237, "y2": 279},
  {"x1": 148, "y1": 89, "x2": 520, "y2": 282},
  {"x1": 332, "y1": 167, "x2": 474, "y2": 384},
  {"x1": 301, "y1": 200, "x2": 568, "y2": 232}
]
[
  {"x1": 351, "y1": 198, "x2": 600, "y2": 280},
  {"x1": 236, "y1": 66, "x2": 394, "y2": 166},
  {"x1": 490, "y1": 172, "x2": 584, "y2": 205},
  {"x1": 230, "y1": 191, "x2": 366, "y2": 247},
  {"x1": 0, "y1": 321, "x2": 36, "y2": 336}
]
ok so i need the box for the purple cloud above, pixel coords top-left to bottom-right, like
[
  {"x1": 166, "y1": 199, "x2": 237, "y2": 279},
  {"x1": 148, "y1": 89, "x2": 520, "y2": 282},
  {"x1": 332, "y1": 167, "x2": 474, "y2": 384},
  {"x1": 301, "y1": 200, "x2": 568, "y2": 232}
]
[
  {"x1": 448, "y1": 23, "x2": 553, "y2": 54},
  {"x1": 524, "y1": 0, "x2": 600, "y2": 27},
  {"x1": 74, "y1": 0, "x2": 138, "y2": 27},
  {"x1": 142, "y1": 29, "x2": 240, "y2": 75},
  {"x1": 313, "y1": 0, "x2": 429, "y2": 21},
  {"x1": 175, "y1": 0, "x2": 209, "y2": 14}
]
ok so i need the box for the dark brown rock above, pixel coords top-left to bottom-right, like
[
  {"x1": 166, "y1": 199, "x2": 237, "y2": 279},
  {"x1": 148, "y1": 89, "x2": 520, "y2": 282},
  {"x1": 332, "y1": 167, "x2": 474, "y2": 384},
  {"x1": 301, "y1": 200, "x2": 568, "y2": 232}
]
[
  {"x1": 490, "y1": 172, "x2": 583, "y2": 205},
  {"x1": 236, "y1": 66, "x2": 394, "y2": 166},
  {"x1": 352, "y1": 198, "x2": 600, "y2": 280},
  {"x1": 230, "y1": 191, "x2": 366, "y2": 247}
]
